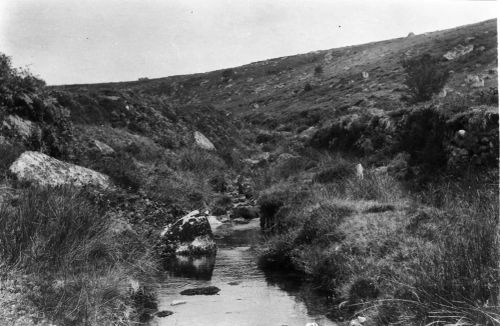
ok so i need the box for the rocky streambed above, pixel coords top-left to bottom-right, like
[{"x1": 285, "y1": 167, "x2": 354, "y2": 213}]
[{"x1": 151, "y1": 218, "x2": 337, "y2": 326}]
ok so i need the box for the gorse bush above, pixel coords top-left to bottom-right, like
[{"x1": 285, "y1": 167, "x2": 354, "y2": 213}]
[
  {"x1": 0, "y1": 53, "x2": 45, "y2": 99},
  {"x1": 401, "y1": 53, "x2": 449, "y2": 103}
]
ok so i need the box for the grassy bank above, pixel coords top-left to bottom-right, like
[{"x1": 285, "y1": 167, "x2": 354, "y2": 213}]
[
  {"x1": 0, "y1": 186, "x2": 156, "y2": 325},
  {"x1": 256, "y1": 154, "x2": 499, "y2": 325}
]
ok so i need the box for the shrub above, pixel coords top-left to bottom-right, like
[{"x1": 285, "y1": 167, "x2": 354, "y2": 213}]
[
  {"x1": 0, "y1": 141, "x2": 25, "y2": 177},
  {"x1": 313, "y1": 161, "x2": 354, "y2": 183},
  {"x1": 255, "y1": 132, "x2": 275, "y2": 144},
  {"x1": 92, "y1": 151, "x2": 142, "y2": 191},
  {"x1": 304, "y1": 82, "x2": 313, "y2": 92},
  {"x1": 394, "y1": 106, "x2": 448, "y2": 175},
  {"x1": 314, "y1": 65, "x2": 323, "y2": 74},
  {"x1": 177, "y1": 148, "x2": 226, "y2": 173},
  {"x1": 208, "y1": 174, "x2": 227, "y2": 193},
  {"x1": 221, "y1": 69, "x2": 235, "y2": 82},
  {"x1": 401, "y1": 53, "x2": 449, "y2": 103}
]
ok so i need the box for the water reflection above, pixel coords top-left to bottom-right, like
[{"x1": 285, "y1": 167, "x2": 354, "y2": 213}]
[
  {"x1": 164, "y1": 254, "x2": 217, "y2": 280},
  {"x1": 155, "y1": 220, "x2": 336, "y2": 326}
]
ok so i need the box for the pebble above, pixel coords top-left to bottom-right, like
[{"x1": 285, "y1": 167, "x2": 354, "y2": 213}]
[{"x1": 171, "y1": 300, "x2": 187, "y2": 306}]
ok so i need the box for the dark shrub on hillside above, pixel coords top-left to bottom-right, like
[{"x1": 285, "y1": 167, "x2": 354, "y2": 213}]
[
  {"x1": 258, "y1": 192, "x2": 286, "y2": 232},
  {"x1": 304, "y1": 82, "x2": 313, "y2": 92},
  {"x1": 394, "y1": 106, "x2": 447, "y2": 174},
  {"x1": 208, "y1": 174, "x2": 227, "y2": 193},
  {"x1": 92, "y1": 151, "x2": 142, "y2": 191},
  {"x1": 221, "y1": 69, "x2": 235, "y2": 82},
  {"x1": 212, "y1": 195, "x2": 232, "y2": 216},
  {"x1": 0, "y1": 141, "x2": 25, "y2": 176},
  {"x1": 309, "y1": 121, "x2": 366, "y2": 152},
  {"x1": 349, "y1": 279, "x2": 380, "y2": 302},
  {"x1": 313, "y1": 161, "x2": 354, "y2": 183},
  {"x1": 314, "y1": 65, "x2": 323, "y2": 74},
  {"x1": 255, "y1": 132, "x2": 275, "y2": 144},
  {"x1": 0, "y1": 53, "x2": 45, "y2": 99},
  {"x1": 401, "y1": 53, "x2": 449, "y2": 103}
]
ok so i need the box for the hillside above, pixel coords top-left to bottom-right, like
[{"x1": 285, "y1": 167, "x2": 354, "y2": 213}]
[{"x1": 0, "y1": 19, "x2": 498, "y2": 326}]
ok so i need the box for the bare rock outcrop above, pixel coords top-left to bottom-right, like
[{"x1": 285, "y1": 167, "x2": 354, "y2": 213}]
[
  {"x1": 9, "y1": 151, "x2": 111, "y2": 188},
  {"x1": 194, "y1": 131, "x2": 215, "y2": 150},
  {"x1": 443, "y1": 44, "x2": 474, "y2": 60}
]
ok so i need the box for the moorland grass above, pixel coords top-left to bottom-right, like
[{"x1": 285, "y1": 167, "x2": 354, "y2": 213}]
[{"x1": 0, "y1": 186, "x2": 153, "y2": 325}]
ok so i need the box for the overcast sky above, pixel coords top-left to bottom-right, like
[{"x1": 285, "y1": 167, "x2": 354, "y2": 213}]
[{"x1": 0, "y1": 0, "x2": 497, "y2": 85}]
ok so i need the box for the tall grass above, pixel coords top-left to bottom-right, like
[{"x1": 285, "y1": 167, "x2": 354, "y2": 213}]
[
  {"x1": 0, "y1": 186, "x2": 151, "y2": 325},
  {"x1": 405, "y1": 174, "x2": 499, "y2": 325}
]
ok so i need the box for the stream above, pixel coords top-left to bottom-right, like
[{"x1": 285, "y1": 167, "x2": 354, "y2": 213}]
[{"x1": 152, "y1": 218, "x2": 337, "y2": 326}]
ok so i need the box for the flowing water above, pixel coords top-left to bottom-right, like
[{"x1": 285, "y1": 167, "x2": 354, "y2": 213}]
[{"x1": 153, "y1": 219, "x2": 337, "y2": 326}]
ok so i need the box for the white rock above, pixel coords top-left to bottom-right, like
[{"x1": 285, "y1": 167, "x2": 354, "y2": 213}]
[
  {"x1": 9, "y1": 151, "x2": 111, "y2": 188},
  {"x1": 1, "y1": 115, "x2": 39, "y2": 140},
  {"x1": 362, "y1": 71, "x2": 369, "y2": 79},
  {"x1": 356, "y1": 163, "x2": 364, "y2": 179},
  {"x1": 93, "y1": 140, "x2": 114, "y2": 155},
  {"x1": 443, "y1": 44, "x2": 474, "y2": 60},
  {"x1": 357, "y1": 316, "x2": 367, "y2": 323},
  {"x1": 171, "y1": 300, "x2": 187, "y2": 306},
  {"x1": 194, "y1": 131, "x2": 215, "y2": 150},
  {"x1": 458, "y1": 129, "x2": 466, "y2": 137}
]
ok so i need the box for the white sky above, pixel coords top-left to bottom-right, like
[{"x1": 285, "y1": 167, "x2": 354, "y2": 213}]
[{"x1": 0, "y1": 0, "x2": 497, "y2": 85}]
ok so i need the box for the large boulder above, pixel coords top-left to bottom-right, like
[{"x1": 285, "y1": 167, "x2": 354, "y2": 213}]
[
  {"x1": 160, "y1": 210, "x2": 216, "y2": 256},
  {"x1": 194, "y1": 131, "x2": 215, "y2": 150},
  {"x1": 9, "y1": 151, "x2": 111, "y2": 188}
]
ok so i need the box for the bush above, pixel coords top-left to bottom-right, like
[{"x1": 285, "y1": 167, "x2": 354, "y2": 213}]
[
  {"x1": 208, "y1": 174, "x2": 227, "y2": 193},
  {"x1": 177, "y1": 148, "x2": 226, "y2": 173},
  {"x1": 304, "y1": 82, "x2": 313, "y2": 92},
  {"x1": 395, "y1": 106, "x2": 447, "y2": 174},
  {"x1": 221, "y1": 69, "x2": 235, "y2": 82},
  {"x1": 92, "y1": 151, "x2": 142, "y2": 191},
  {"x1": 0, "y1": 141, "x2": 25, "y2": 177},
  {"x1": 313, "y1": 161, "x2": 354, "y2": 183},
  {"x1": 314, "y1": 65, "x2": 323, "y2": 74},
  {"x1": 401, "y1": 53, "x2": 449, "y2": 103}
]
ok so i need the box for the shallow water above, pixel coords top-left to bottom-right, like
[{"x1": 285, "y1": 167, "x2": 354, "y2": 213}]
[{"x1": 154, "y1": 219, "x2": 336, "y2": 326}]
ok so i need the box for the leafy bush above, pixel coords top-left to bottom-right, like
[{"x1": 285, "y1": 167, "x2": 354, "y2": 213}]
[
  {"x1": 401, "y1": 53, "x2": 449, "y2": 103},
  {"x1": 314, "y1": 65, "x2": 323, "y2": 74},
  {"x1": 0, "y1": 53, "x2": 45, "y2": 100}
]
